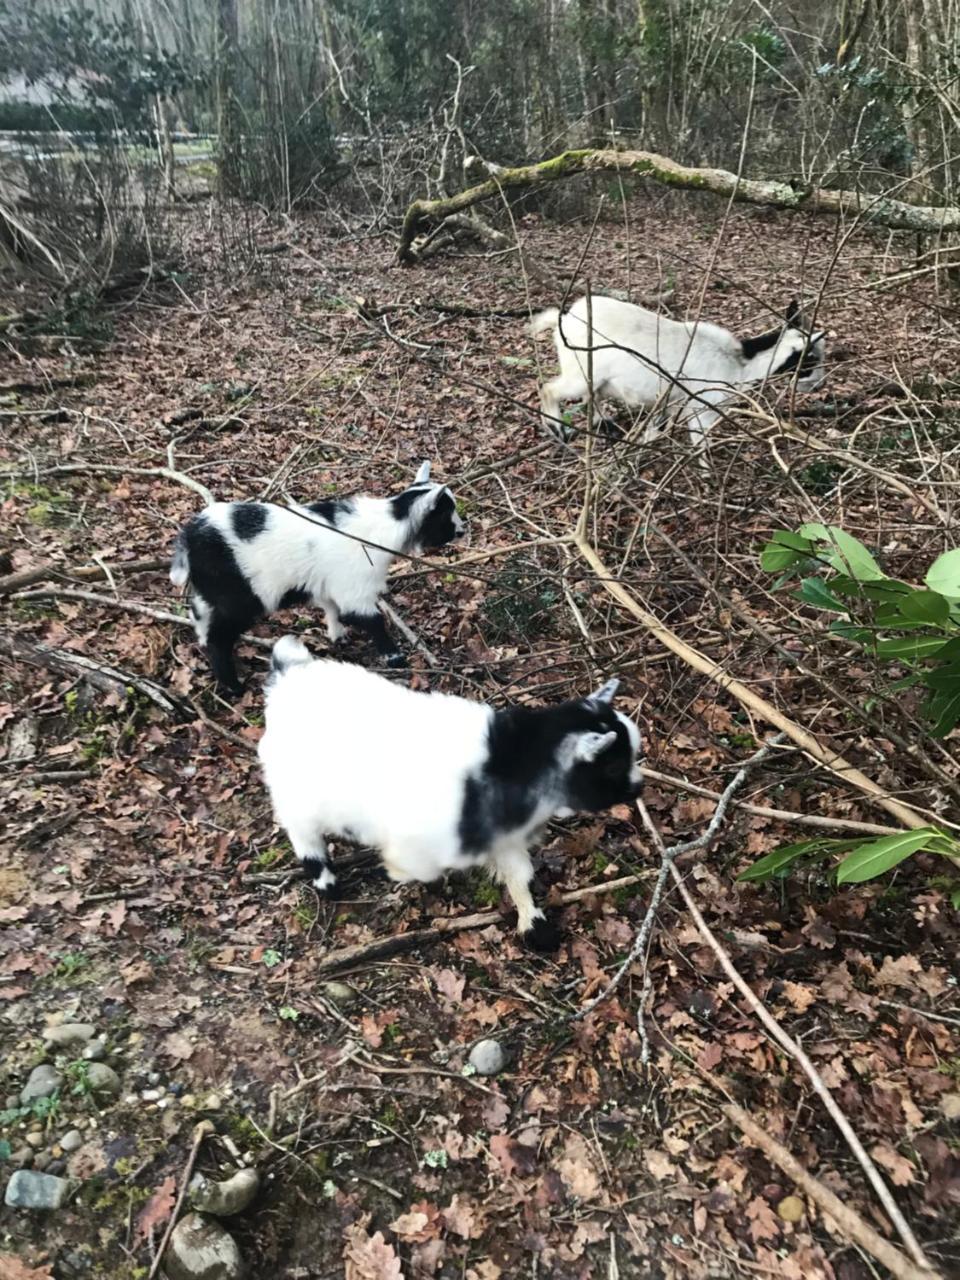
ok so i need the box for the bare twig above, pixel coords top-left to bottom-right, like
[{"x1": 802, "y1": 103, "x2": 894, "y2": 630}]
[
  {"x1": 723, "y1": 1104, "x2": 940, "y2": 1280},
  {"x1": 147, "y1": 1120, "x2": 215, "y2": 1280},
  {"x1": 0, "y1": 557, "x2": 166, "y2": 597},
  {"x1": 379, "y1": 600, "x2": 440, "y2": 669}
]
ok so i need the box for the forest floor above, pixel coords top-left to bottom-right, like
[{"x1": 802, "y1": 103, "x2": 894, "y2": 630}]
[{"x1": 1, "y1": 190, "x2": 959, "y2": 1280}]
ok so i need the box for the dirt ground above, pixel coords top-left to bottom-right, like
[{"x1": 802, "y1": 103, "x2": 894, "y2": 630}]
[{"x1": 1, "y1": 190, "x2": 959, "y2": 1279}]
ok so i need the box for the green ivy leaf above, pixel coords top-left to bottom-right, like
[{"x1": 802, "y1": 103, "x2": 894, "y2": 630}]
[
  {"x1": 262, "y1": 949, "x2": 282, "y2": 968},
  {"x1": 876, "y1": 635, "x2": 951, "y2": 660},
  {"x1": 922, "y1": 659, "x2": 960, "y2": 736},
  {"x1": 925, "y1": 547, "x2": 960, "y2": 599},
  {"x1": 836, "y1": 829, "x2": 940, "y2": 884},
  {"x1": 760, "y1": 530, "x2": 815, "y2": 573}
]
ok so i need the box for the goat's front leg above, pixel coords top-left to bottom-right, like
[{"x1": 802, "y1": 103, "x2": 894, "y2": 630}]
[
  {"x1": 341, "y1": 608, "x2": 404, "y2": 667},
  {"x1": 491, "y1": 846, "x2": 560, "y2": 952}
]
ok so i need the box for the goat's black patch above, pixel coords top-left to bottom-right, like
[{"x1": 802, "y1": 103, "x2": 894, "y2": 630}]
[
  {"x1": 305, "y1": 498, "x2": 353, "y2": 526},
  {"x1": 741, "y1": 324, "x2": 783, "y2": 361},
  {"x1": 458, "y1": 699, "x2": 640, "y2": 854},
  {"x1": 278, "y1": 586, "x2": 311, "y2": 610},
  {"x1": 416, "y1": 489, "x2": 462, "y2": 551},
  {"x1": 231, "y1": 502, "x2": 268, "y2": 541},
  {"x1": 786, "y1": 298, "x2": 802, "y2": 327},
  {"x1": 180, "y1": 516, "x2": 265, "y2": 691},
  {"x1": 774, "y1": 346, "x2": 820, "y2": 379},
  {"x1": 341, "y1": 609, "x2": 400, "y2": 660},
  {"x1": 388, "y1": 484, "x2": 430, "y2": 523}
]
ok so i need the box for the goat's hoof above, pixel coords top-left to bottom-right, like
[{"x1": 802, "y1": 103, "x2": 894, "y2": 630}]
[
  {"x1": 521, "y1": 915, "x2": 562, "y2": 953},
  {"x1": 216, "y1": 682, "x2": 245, "y2": 701},
  {"x1": 310, "y1": 878, "x2": 340, "y2": 902},
  {"x1": 598, "y1": 417, "x2": 622, "y2": 439},
  {"x1": 385, "y1": 652, "x2": 407, "y2": 669}
]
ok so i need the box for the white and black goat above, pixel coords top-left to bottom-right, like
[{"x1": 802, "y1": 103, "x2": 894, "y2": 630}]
[
  {"x1": 169, "y1": 461, "x2": 465, "y2": 695},
  {"x1": 257, "y1": 637, "x2": 644, "y2": 951},
  {"x1": 529, "y1": 296, "x2": 826, "y2": 446}
]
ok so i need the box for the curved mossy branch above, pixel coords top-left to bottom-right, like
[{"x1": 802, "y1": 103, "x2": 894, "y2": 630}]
[{"x1": 397, "y1": 147, "x2": 960, "y2": 262}]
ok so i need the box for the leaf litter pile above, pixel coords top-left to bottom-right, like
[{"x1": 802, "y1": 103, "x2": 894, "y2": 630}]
[{"x1": 1, "y1": 192, "x2": 959, "y2": 1279}]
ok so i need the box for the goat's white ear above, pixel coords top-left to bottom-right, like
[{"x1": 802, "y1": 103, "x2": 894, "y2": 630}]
[
  {"x1": 589, "y1": 678, "x2": 619, "y2": 705},
  {"x1": 810, "y1": 330, "x2": 826, "y2": 346},
  {"x1": 575, "y1": 730, "x2": 617, "y2": 763},
  {"x1": 414, "y1": 460, "x2": 431, "y2": 483}
]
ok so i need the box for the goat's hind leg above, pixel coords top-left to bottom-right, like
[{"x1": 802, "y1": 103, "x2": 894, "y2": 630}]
[
  {"x1": 287, "y1": 825, "x2": 338, "y2": 898},
  {"x1": 539, "y1": 375, "x2": 584, "y2": 443}
]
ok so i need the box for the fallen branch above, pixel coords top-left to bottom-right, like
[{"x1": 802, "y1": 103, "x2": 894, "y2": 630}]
[
  {"x1": 575, "y1": 536, "x2": 931, "y2": 833},
  {"x1": 315, "y1": 871, "x2": 657, "y2": 973},
  {"x1": 380, "y1": 600, "x2": 440, "y2": 669},
  {"x1": 723, "y1": 1105, "x2": 938, "y2": 1280},
  {"x1": 639, "y1": 764, "x2": 898, "y2": 836},
  {"x1": 0, "y1": 556, "x2": 166, "y2": 597},
  {"x1": 671, "y1": 860, "x2": 935, "y2": 1273},
  {"x1": 572, "y1": 737, "x2": 785, "y2": 1030},
  {"x1": 0, "y1": 458, "x2": 214, "y2": 507},
  {"x1": 398, "y1": 147, "x2": 960, "y2": 260},
  {"x1": 1, "y1": 635, "x2": 190, "y2": 718}
]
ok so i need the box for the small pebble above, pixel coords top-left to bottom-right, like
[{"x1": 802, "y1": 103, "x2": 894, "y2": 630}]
[
  {"x1": 5, "y1": 1093, "x2": 20, "y2": 1111},
  {"x1": 46, "y1": 1159, "x2": 66, "y2": 1177},
  {"x1": 11, "y1": 1147, "x2": 34, "y2": 1169},
  {"x1": 42, "y1": 1022, "x2": 96, "y2": 1048},
  {"x1": 20, "y1": 1064, "x2": 62, "y2": 1106},
  {"x1": 180, "y1": 1094, "x2": 197, "y2": 1109},
  {"x1": 4, "y1": 1169, "x2": 73, "y2": 1210},
  {"x1": 142, "y1": 1089, "x2": 163, "y2": 1103},
  {"x1": 85, "y1": 1063, "x2": 121, "y2": 1098},
  {"x1": 60, "y1": 1130, "x2": 83, "y2": 1154},
  {"x1": 468, "y1": 1039, "x2": 507, "y2": 1076},
  {"x1": 25, "y1": 1132, "x2": 46, "y2": 1150},
  {"x1": 321, "y1": 980, "x2": 358, "y2": 1007},
  {"x1": 169, "y1": 1082, "x2": 185, "y2": 1098},
  {"x1": 32, "y1": 1152, "x2": 51, "y2": 1171},
  {"x1": 147, "y1": 1071, "x2": 161, "y2": 1086},
  {"x1": 202, "y1": 1093, "x2": 222, "y2": 1111},
  {"x1": 82, "y1": 1039, "x2": 107, "y2": 1062},
  {"x1": 190, "y1": 1167, "x2": 260, "y2": 1216},
  {"x1": 777, "y1": 1195, "x2": 805, "y2": 1223}
]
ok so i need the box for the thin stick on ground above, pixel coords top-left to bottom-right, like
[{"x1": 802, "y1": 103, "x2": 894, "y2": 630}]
[
  {"x1": 147, "y1": 1120, "x2": 214, "y2": 1280},
  {"x1": 670, "y1": 859, "x2": 935, "y2": 1272},
  {"x1": 723, "y1": 1103, "x2": 940, "y2": 1280},
  {"x1": 571, "y1": 736, "x2": 785, "y2": 1034},
  {"x1": 0, "y1": 556, "x2": 166, "y2": 597}
]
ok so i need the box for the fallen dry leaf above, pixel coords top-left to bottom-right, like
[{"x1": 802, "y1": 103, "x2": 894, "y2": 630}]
[
  {"x1": 343, "y1": 1216, "x2": 404, "y2": 1280},
  {"x1": 132, "y1": 1175, "x2": 176, "y2": 1246},
  {"x1": 871, "y1": 1142, "x2": 916, "y2": 1186},
  {"x1": 0, "y1": 1257, "x2": 55, "y2": 1280},
  {"x1": 556, "y1": 1133, "x2": 601, "y2": 1200}
]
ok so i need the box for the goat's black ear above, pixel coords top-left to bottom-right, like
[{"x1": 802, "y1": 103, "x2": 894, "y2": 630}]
[{"x1": 786, "y1": 298, "x2": 802, "y2": 327}]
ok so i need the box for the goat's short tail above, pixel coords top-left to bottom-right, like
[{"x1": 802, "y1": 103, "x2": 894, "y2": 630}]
[
  {"x1": 528, "y1": 307, "x2": 560, "y2": 338},
  {"x1": 169, "y1": 531, "x2": 190, "y2": 588},
  {"x1": 270, "y1": 635, "x2": 312, "y2": 677}
]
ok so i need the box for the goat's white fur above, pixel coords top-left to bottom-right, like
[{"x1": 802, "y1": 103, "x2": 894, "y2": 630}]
[
  {"x1": 530, "y1": 296, "x2": 826, "y2": 446},
  {"x1": 258, "y1": 639, "x2": 642, "y2": 937}
]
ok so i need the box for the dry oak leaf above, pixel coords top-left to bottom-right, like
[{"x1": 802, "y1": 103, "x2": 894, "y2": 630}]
[
  {"x1": 489, "y1": 1133, "x2": 537, "y2": 1179},
  {"x1": 161, "y1": 1031, "x2": 195, "y2": 1061},
  {"x1": 781, "y1": 980, "x2": 817, "y2": 1013},
  {"x1": 0, "y1": 1258, "x2": 54, "y2": 1280},
  {"x1": 746, "y1": 1196, "x2": 780, "y2": 1243},
  {"x1": 644, "y1": 1148, "x2": 678, "y2": 1182},
  {"x1": 132, "y1": 1175, "x2": 176, "y2": 1246},
  {"x1": 871, "y1": 1142, "x2": 916, "y2": 1186},
  {"x1": 556, "y1": 1133, "x2": 602, "y2": 1200},
  {"x1": 344, "y1": 1216, "x2": 404, "y2": 1280},
  {"x1": 389, "y1": 1202, "x2": 440, "y2": 1242},
  {"x1": 876, "y1": 954, "x2": 923, "y2": 990},
  {"x1": 442, "y1": 1194, "x2": 484, "y2": 1240}
]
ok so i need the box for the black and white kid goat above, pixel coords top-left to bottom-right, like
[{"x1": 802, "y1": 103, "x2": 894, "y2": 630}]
[
  {"x1": 170, "y1": 461, "x2": 464, "y2": 694},
  {"x1": 258, "y1": 636, "x2": 644, "y2": 951},
  {"x1": 529, "y1": 295, "x2": 826, "y2": 446}
]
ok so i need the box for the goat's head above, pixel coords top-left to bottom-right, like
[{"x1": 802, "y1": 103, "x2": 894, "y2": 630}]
[
  {"x1": 554, "y1": 679, "x2": 644, "y2": 815},
  {"x1": 740, "y1": 299, "x2": 826, "y2": 393},
  {"x1": 389, "y1": 459, "x2": 466, "y2": 552}
]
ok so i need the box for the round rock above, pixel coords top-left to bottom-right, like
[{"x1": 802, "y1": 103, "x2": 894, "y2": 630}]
[
  {"x1": 20, "y1": 1064, "x2": 62, "y2": 1106},
  {"x1": 42, "y1": 1022, "x2": 97, "y2": 1049},
  {"x1": 85, "y1": 1063, "x2": 121, "y2": 1098},
  {"x1": 321, "y1": 981, "x2": 358, "y2": 1007},
  {"x1": 4, "y1": 1169, "x2": 73, "y2": 1210},
  {"x1": 468, "y1": 1039, "x2": 507, "y2": 1076},
  {"x1": 190, "y1": 1168, "x2": 260, "y2": 1217},
  {"x1": 164, "y1": 1212, "x2": 244, "y2": 1280},
  {"x1": 60, "y1": 1130, "x2": 83, "y2": 1154},
  {"x1": 82, "y1": 1039, "x2": 107, "y2": 1062}
]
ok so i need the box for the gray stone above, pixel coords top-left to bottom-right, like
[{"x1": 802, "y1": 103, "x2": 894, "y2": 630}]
[
  {"x1": 84, "y1": 1063, "x2": 121, "y2": 1098},
  {"x1": 46, "y1": 1160, "x2": 66, "y2": 1176},
  {"x1": 5, "y1": 1093, "x2": 20, "y2": 1111},
  {"x1": 60, "y1": 1130, "x2": 83, "y2": 1153},
  {"x1": 20, "y1": 1064, "x2": 62, "y2": 1106},
  {"x1": 321, "y1": 980, "x2": 359, "y2": 1006},
  {"x1": 190, "y1": 1168, "x2": 260, "y2": 1217},
  {"x1": 468, "y1": 1039, "x2": 507, "y2": 1076},
  {"x1": 81, "y1": 1039, "x2": 106, "y2": 1062},
  {"x1": 4, "y1": 1169, "x2": 73, "y2": 1210},
  {"x1": 32, "y1": 1152, "x2": 51, "y2": 1171},
  {"x1": 164, "y1": 1212, "x2": 244, "y2": 1280},
  {"x1": 42, "y1": 1023, "x2": 97, "y2": 1049},
  {"x1": 25, "y1": 1132, "x2": 45, "y2": 1149},
  {"x1": 11, "y1": 1147, "x2": 33, "y2": 1169}
]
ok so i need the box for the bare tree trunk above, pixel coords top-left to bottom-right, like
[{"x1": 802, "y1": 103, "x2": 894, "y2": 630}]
[{"x1": 217, "y1": 0, "x2": 240, "y2": 196}]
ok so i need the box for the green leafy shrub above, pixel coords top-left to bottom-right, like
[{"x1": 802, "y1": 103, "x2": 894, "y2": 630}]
[{"x1": 761, "y1": 523, "x2": 960, "y2": 737}]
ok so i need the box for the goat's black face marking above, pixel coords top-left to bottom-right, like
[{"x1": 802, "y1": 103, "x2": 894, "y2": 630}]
[
  {"x1": 232, "y1": 503, "x2": 268, "y2": 541},
  {"x1": 389, "y1": 485, "x2": 430, "y2": 522},
  {"x1": 418, "y1": 489, "x2": 462, "y2": 550},
  {"x1": 741, "y1": 325, "x2": 783, "y2": 361}
]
